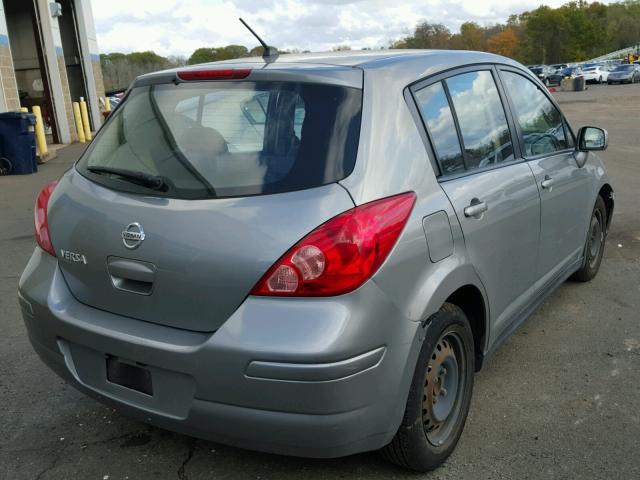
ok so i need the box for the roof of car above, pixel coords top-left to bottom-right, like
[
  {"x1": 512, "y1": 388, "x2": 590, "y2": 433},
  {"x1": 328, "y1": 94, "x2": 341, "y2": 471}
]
[
  {"x1": 137, "y1": 49, "x2": 525, "y2": 88},
  {"x1": 202, "y1": 49, "x2": 515, "y2": 68},
  {"x1": 215, "y1": 49, "x2": 465, "y2": 67}
]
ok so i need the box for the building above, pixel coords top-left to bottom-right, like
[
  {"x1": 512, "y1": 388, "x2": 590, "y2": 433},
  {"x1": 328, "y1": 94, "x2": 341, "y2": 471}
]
[{"x1": 0, "y1": 0, "x2": 104, "y2": 146}]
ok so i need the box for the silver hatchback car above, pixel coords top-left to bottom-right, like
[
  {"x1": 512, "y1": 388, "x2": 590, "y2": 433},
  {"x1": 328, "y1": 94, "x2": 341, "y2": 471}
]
[{"x1": 19, "y1": 50, "x2": 613, "y2": 471}]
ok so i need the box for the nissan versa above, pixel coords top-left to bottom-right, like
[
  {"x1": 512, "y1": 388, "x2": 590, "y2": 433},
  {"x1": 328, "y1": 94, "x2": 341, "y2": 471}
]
[{"x1": 19, "y1": 50, "x2": 613, "y2": 471}]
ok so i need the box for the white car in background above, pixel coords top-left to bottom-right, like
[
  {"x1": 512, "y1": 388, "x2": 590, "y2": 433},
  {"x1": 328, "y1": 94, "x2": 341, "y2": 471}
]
[{"x1": 580, "y1": 66, "x2": 610, "y2": 84}]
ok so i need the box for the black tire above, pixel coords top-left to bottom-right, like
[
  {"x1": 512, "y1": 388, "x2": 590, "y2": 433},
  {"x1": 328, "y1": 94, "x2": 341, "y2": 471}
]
[
  {"x1": 381, "y1": 303, "x2": 475, "y2": 472},
  {"x1": 0, "y1": 157, "x2": 11, "y2": 176},
  {"x1": 572, "y1": 196, "x2": 607, "y2": 282}
]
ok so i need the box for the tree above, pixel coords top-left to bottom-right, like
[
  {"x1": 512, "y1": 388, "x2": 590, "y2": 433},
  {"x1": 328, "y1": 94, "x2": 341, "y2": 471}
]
[
  {"x1": 394, "y1": 21, "x2": 452, "y2": 49},
  {"x1": 187, "y1": 46, "x2": 249, "y2": 65},
  {"x1": 187, "y1": 48, "x2": 219, "y2": 65},
  {"x1": 487, "y1": 27, "x2": 519, "y2": 58},
  {"x1": 100, "y1": 51, "x2": 177, "y2": 92},
  {"x1": 458, "y1": 22, "x2": 487, "y2": 50}
]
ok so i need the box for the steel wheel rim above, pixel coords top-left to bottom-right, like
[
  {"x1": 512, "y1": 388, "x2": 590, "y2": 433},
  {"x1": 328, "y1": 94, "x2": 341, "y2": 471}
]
[
  {"x1": 422, "y1": 331, "x2": 466, "y2": 446},
  {"x1": 588, "y1": 209, "x2": 604, "y2": 268}
]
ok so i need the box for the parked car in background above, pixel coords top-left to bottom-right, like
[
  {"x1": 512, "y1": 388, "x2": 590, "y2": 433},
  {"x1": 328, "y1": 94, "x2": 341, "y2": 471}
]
[
  {"x1": 551, "y1": 63, "x2": 568, "y2": 71},
  {"x1": 607, "y1": 64, "x2": 640, "y2": 84},
  {"x1": 548, "y1": 66, "x2": 582, "y2": 86},
  {"x1": 19, "y1": 50, "x2": 614, "y2": 472},
  {"x1": 529, "y1": 65, "x2": 555, "y2": 85},
  {"x1": 580, "y1": 65, "x2": 610, "y2": 84}
]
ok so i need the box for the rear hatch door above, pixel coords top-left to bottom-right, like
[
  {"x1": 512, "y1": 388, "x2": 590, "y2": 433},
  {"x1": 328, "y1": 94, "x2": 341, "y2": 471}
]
[{"x1": 48, "y1": 65, "x2": 362, "y2": 332}]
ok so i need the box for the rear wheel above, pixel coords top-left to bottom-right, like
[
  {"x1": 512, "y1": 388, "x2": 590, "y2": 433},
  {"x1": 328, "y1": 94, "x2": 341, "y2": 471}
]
[
  {"x1": 572, "y1": 196, "x2": 607, "y2": 282},
  {"x1": 0, "y1": 157, "x2": 11, "y2": 176},
  {"x1": 381, "y1": 303, "x2": 475, "y2": 471}
]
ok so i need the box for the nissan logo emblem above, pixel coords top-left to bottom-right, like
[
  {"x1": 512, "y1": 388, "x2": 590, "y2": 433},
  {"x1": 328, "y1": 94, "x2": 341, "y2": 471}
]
[{"x1": 121, "y1": 222, "x2": 146, "y2": 249}]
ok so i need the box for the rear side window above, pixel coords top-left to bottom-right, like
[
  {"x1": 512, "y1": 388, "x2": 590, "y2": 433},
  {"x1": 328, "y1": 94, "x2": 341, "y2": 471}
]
[
  {"x1": 414, "y1": 82, "x2": 465, "y2": 175},
  {"x1": 78, "y1": 81, "x2": 362, "y2": 199},
  {"x1": 501, "y1": 71, "x2": 569, "y2": 156},
  {"x1": 444, "y1": 71, "x2": 514, "y2": 170}
]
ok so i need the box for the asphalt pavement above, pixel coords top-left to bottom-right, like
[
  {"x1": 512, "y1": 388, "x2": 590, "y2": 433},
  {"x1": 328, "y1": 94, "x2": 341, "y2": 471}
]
[{"x1": 0, "y1": 82, "x2": 638, "y2": 479}]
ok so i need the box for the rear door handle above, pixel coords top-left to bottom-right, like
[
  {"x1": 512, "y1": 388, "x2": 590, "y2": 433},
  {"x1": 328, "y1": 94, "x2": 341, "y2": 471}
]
[
  {"x1": 541, "y1": 176, "x2": 555, "y2": 190},
  {"x1": 464, "y1": 200, "x2": 488, "y2": 218}
]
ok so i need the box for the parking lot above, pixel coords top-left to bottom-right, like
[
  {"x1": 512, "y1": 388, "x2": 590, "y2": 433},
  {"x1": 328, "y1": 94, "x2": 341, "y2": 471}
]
[{"x1": 1, "y1": 82, "x2": 639, "y2": 480}]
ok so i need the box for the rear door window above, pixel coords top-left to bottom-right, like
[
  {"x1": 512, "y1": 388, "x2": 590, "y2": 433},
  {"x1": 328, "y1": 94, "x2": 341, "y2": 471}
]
[
  {"x1": 501, "y1": 71, "x2": 569, "y2": 157},
  {"x1": 78, "y1": 81, "x2": 362, "y2": 199},
  {"x1": 444, "y1": 71, "x2": 514, "y2": 170}
]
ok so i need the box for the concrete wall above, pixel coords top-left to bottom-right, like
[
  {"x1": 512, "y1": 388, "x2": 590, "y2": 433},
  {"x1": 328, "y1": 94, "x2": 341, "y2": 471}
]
[
  {"x1": 34, "y1": 0, "x2": 71, "y2": 143},
  {"x1": 74, "y1": 0, "x2": 103, "y2": 129},
  {"x1": 0, "y1": 3, "x2": 19, "y2": 111}
]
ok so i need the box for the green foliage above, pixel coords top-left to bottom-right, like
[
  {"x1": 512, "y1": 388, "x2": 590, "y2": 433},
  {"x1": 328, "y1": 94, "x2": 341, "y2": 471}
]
[
  {"x1": 394, "y1": 0, "x2": 640, "y2": 64},
  {"x1": 396, "y1": 22, "x2": 452, "y2": 49},
  {"x1": 187, "y1": 45, "x2": 250, "y2": 64},
  {"x1": 100, "y1": 51, "x2": 182, "y2": 92}
]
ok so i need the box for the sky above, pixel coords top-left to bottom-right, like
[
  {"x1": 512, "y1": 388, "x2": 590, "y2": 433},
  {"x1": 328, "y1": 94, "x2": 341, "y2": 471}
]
[{"x1": 90, "y1": 0, "x2": 611, "y2": 57}]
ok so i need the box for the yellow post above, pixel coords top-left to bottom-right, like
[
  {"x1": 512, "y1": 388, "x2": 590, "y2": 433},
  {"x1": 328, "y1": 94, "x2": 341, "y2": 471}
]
[
  {"x1": 31, "y1": 105, "x2": 48, "y2": 158},
  {"x1": 72, "y1": 102, "x2": 86, "y2": 143},
  {"x1": 103, "y1": 96, "x2": 111, "y2": 113},
  {"x1": 79, "y1": 97, "x2": 92, "y2": 141}
]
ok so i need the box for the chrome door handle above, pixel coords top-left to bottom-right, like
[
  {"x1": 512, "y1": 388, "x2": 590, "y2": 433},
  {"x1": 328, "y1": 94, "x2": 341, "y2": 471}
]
[
  {"x1": 464, "y1": 200, "x2": 488, "y2": 218},
  {"x1": 541, "y1": 176, "x2": 555, "y2": 190}
]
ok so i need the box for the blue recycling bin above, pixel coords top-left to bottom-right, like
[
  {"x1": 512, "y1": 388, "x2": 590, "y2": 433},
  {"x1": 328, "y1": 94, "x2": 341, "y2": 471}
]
[{"x1": 0, "y1": 112, "x2": 38, "y2": 175}]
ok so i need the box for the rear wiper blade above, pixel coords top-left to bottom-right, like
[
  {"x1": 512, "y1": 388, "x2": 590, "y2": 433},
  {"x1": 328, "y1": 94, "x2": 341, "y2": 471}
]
[{"x1": 87, "y1": 166, "x2": 168, "y2": 191}]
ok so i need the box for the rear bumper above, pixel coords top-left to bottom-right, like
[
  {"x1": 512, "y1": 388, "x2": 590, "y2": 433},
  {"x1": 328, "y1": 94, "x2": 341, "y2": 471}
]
[{"x1": 19, "y1": 248, "x2": 422, "y2": 458}]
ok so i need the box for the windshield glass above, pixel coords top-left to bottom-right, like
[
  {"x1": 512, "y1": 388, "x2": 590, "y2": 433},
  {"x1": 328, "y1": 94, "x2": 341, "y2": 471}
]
[
  {"x1": 614, "y1": 65, "x2": 634, "y2": 71},
  {"x1": 77, "y1": 81, "x2": 362, "y2": 199},
  {"x1": 530, "y1": 68, "x2": 543, "y2": 74}
]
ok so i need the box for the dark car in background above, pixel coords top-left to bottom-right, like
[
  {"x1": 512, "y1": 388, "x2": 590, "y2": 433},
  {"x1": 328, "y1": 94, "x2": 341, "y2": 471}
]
[
  {"x1": 607, "y1": 64, "x2": 640, "y2": 84},
  {"x1": 548, "y1": 66, "x2": 581, "y2": 86},
  {"x1": 529, "y1": 65, "x2": 555, "y2": 86}
]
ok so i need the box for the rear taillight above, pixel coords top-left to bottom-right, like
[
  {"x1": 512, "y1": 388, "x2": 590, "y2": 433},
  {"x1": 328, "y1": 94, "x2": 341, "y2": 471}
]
[
  {"x1": 34, "y1": 180, "x2": 58, "y2": 257},
  {"x1": 251, "y1": 192, "x2": 416, "y2": 297},
  {"x1": 176, "y1": 69, "x2": 252, "y2": 81}
]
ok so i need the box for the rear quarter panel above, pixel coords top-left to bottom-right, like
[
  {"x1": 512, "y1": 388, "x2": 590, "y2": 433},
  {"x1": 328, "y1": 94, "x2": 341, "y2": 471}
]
[{"x1": 340, "y1": 55, "x2": 491, "y2": 347}]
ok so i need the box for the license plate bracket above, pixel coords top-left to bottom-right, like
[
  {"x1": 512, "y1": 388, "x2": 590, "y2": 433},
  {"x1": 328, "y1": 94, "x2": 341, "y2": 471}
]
[{"x1": 106, "y1": 355, "x2": 153, "y2": 396}]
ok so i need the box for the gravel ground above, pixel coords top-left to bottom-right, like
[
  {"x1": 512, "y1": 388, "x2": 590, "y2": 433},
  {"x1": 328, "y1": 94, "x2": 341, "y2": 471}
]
[{"x1": 0, "y1": 82, "x2": 638, "y2": 480}]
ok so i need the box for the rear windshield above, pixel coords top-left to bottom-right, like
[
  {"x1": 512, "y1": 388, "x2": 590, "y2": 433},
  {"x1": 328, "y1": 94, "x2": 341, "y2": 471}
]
[{"x1": 77, "y1": 81, "x2": 362, "y2": 199}]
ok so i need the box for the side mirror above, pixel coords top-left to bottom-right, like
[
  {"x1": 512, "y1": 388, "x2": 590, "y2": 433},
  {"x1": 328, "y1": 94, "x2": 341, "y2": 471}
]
[{"x1": 577, "y1": 126, "x2": 608, "y2": 152}]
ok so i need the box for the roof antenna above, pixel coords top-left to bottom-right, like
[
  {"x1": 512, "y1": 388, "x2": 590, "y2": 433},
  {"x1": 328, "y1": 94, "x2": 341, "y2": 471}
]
[{"x1": 239, "y1": 18, "x2": 279, "y2": 61}]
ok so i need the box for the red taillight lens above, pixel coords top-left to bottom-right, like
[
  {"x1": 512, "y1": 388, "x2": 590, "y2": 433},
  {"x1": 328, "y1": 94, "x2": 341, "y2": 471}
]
[
  {"x1": 176, "y1": 69, "x2": 252, "y2": 81},
  {"x1": 251, "y1": 192, "x2": 417, "y2": 297},
  {"x1": 34, "y1": 180, "x2": 58, "y2": 257}
]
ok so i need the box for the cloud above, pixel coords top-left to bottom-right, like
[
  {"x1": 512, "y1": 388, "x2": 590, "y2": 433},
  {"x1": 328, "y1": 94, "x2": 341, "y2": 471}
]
[{"x1": 90, "y1": 0, "x2": 613, "y2": 56}]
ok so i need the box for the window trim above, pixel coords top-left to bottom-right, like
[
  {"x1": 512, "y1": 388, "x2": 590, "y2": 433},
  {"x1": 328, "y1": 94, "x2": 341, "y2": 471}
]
[
  {"x1": 441, "y1": 78, "x2": 470, "y2": 171},
  {"x1": 496, "y1": 66, "x2": 577, "y2": 162},
  {"x1": 408, "y1": 63, "x2": 524, "y2": 182},
  {"x1": 403, "y1": 87, "x2": 442, "y2": 177}
]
